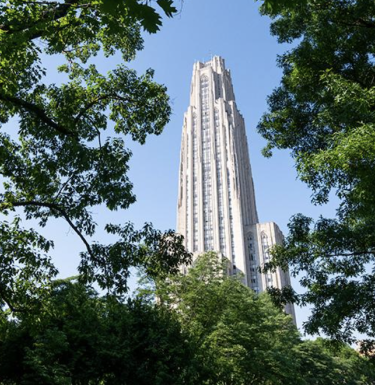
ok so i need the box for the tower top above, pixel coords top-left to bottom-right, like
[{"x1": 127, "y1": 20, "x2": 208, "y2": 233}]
[
  {"x1": 190, "y1": 56, "x2": 235, "y2": 104},
  {"x1": 194, "y1": 56, "x2": 230, "y2": 75}
]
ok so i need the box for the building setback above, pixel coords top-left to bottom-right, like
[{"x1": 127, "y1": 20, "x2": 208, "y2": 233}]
[{"x1": 177, "y1": 56, "x2": 295, "y2": 322}]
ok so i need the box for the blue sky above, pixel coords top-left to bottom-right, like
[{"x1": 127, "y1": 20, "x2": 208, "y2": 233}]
[
  {"x1": 122, "y1": 0, "x2": 338, "y2": 332},
  {"x1": 24, "y1": 0, "x2": 339, "y2": 333}
]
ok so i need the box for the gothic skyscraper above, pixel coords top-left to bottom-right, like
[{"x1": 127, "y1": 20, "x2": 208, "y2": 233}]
[{"x1": 177, "y1": 56, "x2": 295, "y2": 320}]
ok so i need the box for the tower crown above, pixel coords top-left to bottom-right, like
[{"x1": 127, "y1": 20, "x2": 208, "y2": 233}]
[{"x1": 190, "y1": 56, "x2": 235, "y2": 106}]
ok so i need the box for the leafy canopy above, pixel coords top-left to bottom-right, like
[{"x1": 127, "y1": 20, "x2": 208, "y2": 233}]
[
  {"x1": 151, "y1": 253, "x2": 299, "y2": 385},
  {"x1": 0, "y1": 0, "x2": 190, "y2": 314},
  {"x1": 1, "y1": 257, "x2": 373, "y2": 385},
  {"x1": 144, "y1": 252, "x2": 375, "y2": 385},
  {"x1": 259, "y1": 0, "x2": 375, "y2": 346},
  {"x1": 0, "y1": 280, "x2": 196, "y2": 385},
  {"x1": 258, "y1": 0, "x2": 307, "y2": 15}
]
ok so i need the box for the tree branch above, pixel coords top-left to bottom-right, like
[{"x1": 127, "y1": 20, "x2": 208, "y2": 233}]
[
  {"x1": 0, "y1": 93, "x2": 78, "y2": 139},
  {"x1": 53, "y1": 174, "x2": 75, "y2": 201},
  {"x1": 8, "y1": 200, "x2": 95, "y2": 260},
  {"x1": 74, "y1": 94, "x2": 133, "y2": 124},
  {"x1": 74, "y1": 95, "x2": 112, "y2": 124},
  {"x1": 0, "y1": 0, "x2": 81, "y2": 38},
  {"x1": 0, "y1": 286, "x2": 24, "y2": 313},
  {"x1": 325, "y1": 250, "x2": 375, "y2": 258},
  {"x1": 337, "y1": 18, "x2": 375, "y2": 30}
]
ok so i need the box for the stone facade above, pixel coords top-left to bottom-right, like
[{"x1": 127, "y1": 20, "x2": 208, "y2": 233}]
[{"x1": 177, "y1": 56, "x2": 295, "y2": 323}]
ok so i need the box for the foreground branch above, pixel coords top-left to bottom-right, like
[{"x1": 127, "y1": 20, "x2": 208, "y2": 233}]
[
  {"x1": 0, "y1": 93, "x2": 78, "y2": 139},
  {"x1": 7, "y1": 200, "x2": 94, "y2": 260},
  {"x1": 0, "y1": 286, "x2": 23, "y2": 313},
  {"x1": 0, "y1": 0, "x2": 80, "y2": 39}
]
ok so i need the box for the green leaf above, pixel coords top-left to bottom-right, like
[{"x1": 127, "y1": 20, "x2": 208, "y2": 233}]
[{"x1": 157, "y1": 0, "x2": 178, "y2": 18}]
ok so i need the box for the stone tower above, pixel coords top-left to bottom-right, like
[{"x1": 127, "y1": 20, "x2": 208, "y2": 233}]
[{"x1": 177, "y1": 56, "x2": 296, "y2": 322}]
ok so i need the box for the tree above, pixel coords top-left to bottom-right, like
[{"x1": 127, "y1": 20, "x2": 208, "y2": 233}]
[
  {"x1": 294, "y1": 338, "x2": 375, "y2": 385},
  {"x1": 2, "y1": 268, "x2": 373, "y2": 385},
  {"x1": 0, "y1": 280, "x2": 197, "y2": 384},
  {"x1": 0, "y1": 0, "x2": 191, "y2": 313},
  {"x1": 258, "y1": 0, "x2": 375, "y2": 346},
  {"x1": 152, "y1": 253, "x2": 375, "y2": 384},
  {"x1": 258, "y1": 0, "x2": 307, "y2": 15},
  {"x1": 151, "y1": 253, "x2": 302, "y2": 385},
  {"x1": 312, "y1": 338, "x2": 375, "y2": 385}
]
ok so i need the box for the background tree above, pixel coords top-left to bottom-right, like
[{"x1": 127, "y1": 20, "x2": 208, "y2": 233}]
[
  {"x1": 0, "y1": 280, "x2": 197, "y2": 385},
  {"x1": 146, "y1": 252, "x2": 375, "y2": 384},
  {"x1": 258, "y1": 0, "x2": 375, "y2": 346},
  {"x1": 294, "y1": 338, "x2": 375, "y2": 385},
  {"x1": 152, "y1": 253, "x2": 302, "y2": 385},
  {"x1": 0, "y1": 0, "x2": 191, "y2": 313},
  {"x1": 2, "y1": 258, "x2": 372, "y2": 384},
  {"x1": 258, "y1": 0, "x2": 307, "y2": 14}
]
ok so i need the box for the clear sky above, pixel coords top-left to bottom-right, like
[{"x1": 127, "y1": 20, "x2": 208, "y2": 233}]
[{"x1": 22, "y1": 0, "x2": 339, "y2": 333}]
